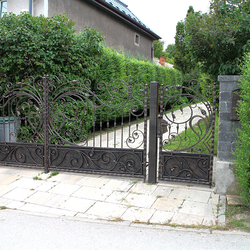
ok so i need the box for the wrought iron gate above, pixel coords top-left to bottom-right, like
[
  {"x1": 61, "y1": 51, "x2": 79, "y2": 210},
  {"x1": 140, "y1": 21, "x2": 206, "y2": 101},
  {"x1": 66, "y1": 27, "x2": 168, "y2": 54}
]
[
  {"x1": 0, "y1": 75, "x2": 148, "y2": 179},
  {"x1": 148, "y1": 80, "x2": 216, "y2": 186},
  {"x1": 0, "y1": 75, "x2": 216, "y2": 185}
]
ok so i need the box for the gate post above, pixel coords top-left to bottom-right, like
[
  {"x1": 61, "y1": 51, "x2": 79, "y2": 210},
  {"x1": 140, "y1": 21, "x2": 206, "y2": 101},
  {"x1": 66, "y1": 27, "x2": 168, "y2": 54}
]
[
  {"x1": 148, "y1": 81, "x2": 159, "y2": 183},
  {"x1": 43, "y1": 75, "x2": 50, "y2": 173}
]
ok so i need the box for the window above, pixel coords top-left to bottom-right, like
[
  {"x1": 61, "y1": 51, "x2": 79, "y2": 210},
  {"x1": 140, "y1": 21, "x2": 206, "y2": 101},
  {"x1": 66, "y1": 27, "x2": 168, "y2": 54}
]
[
  {"x1": 0, "y1": 1, "x2": 7, "y2": 18},
  {"x1": 135, "y1": 34, "x2": 140, "y2": 46}
]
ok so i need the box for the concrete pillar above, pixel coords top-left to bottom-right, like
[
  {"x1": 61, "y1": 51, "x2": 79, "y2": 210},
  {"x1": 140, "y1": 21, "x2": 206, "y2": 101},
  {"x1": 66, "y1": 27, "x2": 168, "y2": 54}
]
[{"x1": 216, "y1": 75, "x2": 241, "y2": 195}]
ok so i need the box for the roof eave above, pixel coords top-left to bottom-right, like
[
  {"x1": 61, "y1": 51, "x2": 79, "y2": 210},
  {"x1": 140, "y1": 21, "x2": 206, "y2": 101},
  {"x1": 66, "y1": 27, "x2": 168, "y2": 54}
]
[{"x1": 87, "y1": 0, "x2": 161, "y2": 40}]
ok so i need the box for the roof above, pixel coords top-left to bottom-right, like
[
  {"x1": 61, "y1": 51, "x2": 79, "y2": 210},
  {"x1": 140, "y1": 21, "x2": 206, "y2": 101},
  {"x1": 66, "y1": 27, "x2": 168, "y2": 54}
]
[
  {"x1": 105, "y1": 0, "x2": 149, "y2": 29},
  {"x1": 89, "y1": 0, "x2": 161, "y2": 40}
]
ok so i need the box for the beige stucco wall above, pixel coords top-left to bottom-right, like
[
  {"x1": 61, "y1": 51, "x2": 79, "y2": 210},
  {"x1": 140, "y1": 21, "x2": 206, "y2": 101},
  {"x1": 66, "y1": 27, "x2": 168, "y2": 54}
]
[{"x1": 7, "y1": 0, "x2": 29, "y2": 14}]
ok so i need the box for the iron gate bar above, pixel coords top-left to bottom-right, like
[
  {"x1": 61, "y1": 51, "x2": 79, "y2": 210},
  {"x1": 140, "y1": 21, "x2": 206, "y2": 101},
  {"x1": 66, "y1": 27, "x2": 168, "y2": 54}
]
[
  {"x1": 148, "y1": 81, "x2": 159, "y2": 183},
  {"x1": 43, "y1": 76, "x2": 49, "y2": 173}
]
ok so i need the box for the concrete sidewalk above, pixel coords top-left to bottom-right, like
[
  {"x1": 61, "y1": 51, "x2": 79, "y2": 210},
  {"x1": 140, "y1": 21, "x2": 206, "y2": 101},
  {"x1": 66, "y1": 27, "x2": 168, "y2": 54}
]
[{"x1": 0, "y1": 166, "x2": 226, "y2": 227}]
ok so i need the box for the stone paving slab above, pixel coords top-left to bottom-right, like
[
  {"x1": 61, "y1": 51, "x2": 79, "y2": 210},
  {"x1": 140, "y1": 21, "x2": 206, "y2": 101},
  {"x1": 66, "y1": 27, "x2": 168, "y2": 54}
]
[
  {"x1": 3, "y1": 187, "x2": 36, "y2": 201},
  {"x1": 168, "y1": 188, "x2": 211, "y2": 203},
  {"x1": 121, "y1": 207, "x2": 155, "y2": 222},
  {"x1": 72, "y1": 186, "x2": 113, "y2": 201},
  {"x1": 121, "y1": 193, "x2": 157, "y2": 209},
  {"x1": 102, "y1": 179, "x2": 134, "y2": 192},
  {"x1": 25, "y1": 191, "x2": 56, "y2": 205},
  {"x1": 149, "y1": 210, "x2": 174, "y2": 224},
  {"x1": 0, "y1": 166, "x2": 225, "y2": 228},
  {"x1": 171, "y1": 213, "x2": 204, "y2": 225},
  {"x1": 179, "y1": 201, "x2": 216, "y2": 217},
  {"x1": 86, "y1": 201, "x2": 128, "y2": 219},
  {"x1": 48, "y1": 183, "x2": 81, "y2": 196},
  {"x1": 59, "y1": 197, "x2": 95, "y2": 213},
  {"x1": 152, "y1": 197, "x2": 183, "y2": 212}
]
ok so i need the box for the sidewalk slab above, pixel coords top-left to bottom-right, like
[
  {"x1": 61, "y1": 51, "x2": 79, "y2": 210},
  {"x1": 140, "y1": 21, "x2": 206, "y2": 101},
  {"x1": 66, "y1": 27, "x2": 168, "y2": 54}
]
[
  {"x1": 168, "y1": 188, "x2": 211, "y2": 203},
  {"x1": 86, "y1": 201, "x2": 128, "y2": 219},
  {"x1": 72, "y1": 186, "x2": 113, "y2": 201},
  {"x1": 121, "y1": 193, "x2": 157, "y2": 209},
  {"x1": 3, "y1": 187, "x2": 36, "y2": 201},
  {"x1": 149, "y1": 210, "x2": 174, "y2": 224},
  {"x1": 152, "y1": 197, "x2": 183, "y2": 212},
  {"x1": 121, "y1": 207, "x2": 155, "y2": 222},
  {"x1": 180, "y1": 200, "x2": 216, "y2": 217},
  {"x1": 48, "y1": 183, "x2": 81, "y2": 196}
]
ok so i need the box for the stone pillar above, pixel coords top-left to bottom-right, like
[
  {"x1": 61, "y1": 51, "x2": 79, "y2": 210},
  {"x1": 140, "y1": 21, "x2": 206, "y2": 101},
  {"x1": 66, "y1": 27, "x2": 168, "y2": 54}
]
[{"x1": 216, "y1": 75, "x2": 241, "y2": 194}]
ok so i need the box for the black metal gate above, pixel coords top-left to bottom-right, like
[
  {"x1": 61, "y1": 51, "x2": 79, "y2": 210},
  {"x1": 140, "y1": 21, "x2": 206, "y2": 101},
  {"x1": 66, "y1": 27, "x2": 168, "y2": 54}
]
[
  {"x1": 0, "y1": 76, "x2": 148, "y2": 179},
  {"x1": 148, "y1": 80, "x2": 216, "y2": 186}
]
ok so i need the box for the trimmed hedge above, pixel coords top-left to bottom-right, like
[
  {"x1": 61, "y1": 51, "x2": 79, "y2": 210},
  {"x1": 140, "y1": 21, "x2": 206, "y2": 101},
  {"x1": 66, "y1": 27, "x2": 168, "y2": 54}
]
[{"x1": 234, "y1": 52, "x2": 250, "y2": 206}]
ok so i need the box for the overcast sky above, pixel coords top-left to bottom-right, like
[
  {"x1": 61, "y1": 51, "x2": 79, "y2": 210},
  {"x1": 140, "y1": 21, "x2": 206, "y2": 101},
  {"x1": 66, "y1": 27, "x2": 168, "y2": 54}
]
[{"x1": 123, "y1": 0, "x2": 211, "y2": 48}]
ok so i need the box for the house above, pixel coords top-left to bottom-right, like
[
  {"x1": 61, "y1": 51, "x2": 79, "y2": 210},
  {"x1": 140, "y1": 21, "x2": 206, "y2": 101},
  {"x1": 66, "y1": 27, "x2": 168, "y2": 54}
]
[{"x1": 4, "y1": 0, "x2": 161, "y2": 60}]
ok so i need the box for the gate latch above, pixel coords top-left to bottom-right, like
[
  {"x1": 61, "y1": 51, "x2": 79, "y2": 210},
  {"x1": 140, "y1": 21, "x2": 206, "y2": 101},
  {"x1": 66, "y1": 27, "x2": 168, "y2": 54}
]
[{"x1": 157, "y1": 115, "x2": 169, "y2": 137}]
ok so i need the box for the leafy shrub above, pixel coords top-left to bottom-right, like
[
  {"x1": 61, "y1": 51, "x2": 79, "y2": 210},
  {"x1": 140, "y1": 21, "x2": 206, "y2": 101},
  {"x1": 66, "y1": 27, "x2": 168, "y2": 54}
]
[
  {"x1": 93, "y1": 48, "x2": 183, "y2": 123},
  {"x1": 0, "y1": 12, "x2": 104, "y2": 84},
  {"x1": 234, "y1": 52, "x2": 250, "y2": 206}
]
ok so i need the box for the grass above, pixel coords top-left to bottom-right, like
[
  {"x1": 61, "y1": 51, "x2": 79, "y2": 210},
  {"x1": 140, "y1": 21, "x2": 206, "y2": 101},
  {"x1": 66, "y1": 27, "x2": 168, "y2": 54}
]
[
  {"x1": 0, "y1": 206, "x2": 7, "y2": 210},
  {"x1": 225, "y1": 205, "x2": 250, "y2": 232},
  {"x1": 48, "y1": 171, "x2": 59, "y2": 179},
  {"x1": 33, "y1": 176, "x2": 42, "y2": 180},
  {"x1": 163, "y1": 113, "x2": 219, "y2": 155}
]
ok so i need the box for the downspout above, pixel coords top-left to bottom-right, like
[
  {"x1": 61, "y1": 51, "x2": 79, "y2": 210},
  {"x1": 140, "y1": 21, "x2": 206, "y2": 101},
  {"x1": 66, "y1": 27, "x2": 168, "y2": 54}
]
[
  {"x1": 29, "y1": 0, "x2": 32, "y2": 15},
  {"x1": 44, "y1": 0, "x2": 48, "y2": 17}
]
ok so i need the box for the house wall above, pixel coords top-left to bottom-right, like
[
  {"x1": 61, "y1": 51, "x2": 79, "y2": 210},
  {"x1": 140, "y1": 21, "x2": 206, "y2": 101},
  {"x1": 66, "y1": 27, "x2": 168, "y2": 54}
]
[
  {"x1": 7, "y1": 0, "x2": 29, "y2": 13},
  {"x1": 7, "y1": 0, "x2": 44, "y2": 16},
  {"x1": 48, "y1": 0, "x2": 153, "y2": 59},
  {"x1": 33, "y1": 0, "x2": 45, "y2": 16}
]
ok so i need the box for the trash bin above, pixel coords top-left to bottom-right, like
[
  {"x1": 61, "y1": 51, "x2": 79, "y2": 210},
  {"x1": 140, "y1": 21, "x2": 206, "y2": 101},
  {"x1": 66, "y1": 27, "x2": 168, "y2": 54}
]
[{"x1": 0, "y1": 117, "x2": 19, "y2": 142}]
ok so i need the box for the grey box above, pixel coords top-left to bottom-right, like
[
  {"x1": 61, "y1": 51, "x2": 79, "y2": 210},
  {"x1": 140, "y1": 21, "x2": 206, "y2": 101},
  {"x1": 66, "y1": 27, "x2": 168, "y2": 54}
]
[{"x1": 0, "y1": 117, "x2": 20, "y2": 142}]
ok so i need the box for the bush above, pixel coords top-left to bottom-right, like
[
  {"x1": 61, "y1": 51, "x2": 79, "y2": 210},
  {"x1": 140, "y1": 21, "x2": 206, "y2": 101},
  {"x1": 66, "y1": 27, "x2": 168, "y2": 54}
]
[
  {"x1": 234, "y1": 52, "x2": 250, "y2": 206},
  {"x1": 93, "y1": 48, "x2": 183, "y2": 122},
  {"x1": 0, "y1": 12, "x2": 104, "y2": 84}
]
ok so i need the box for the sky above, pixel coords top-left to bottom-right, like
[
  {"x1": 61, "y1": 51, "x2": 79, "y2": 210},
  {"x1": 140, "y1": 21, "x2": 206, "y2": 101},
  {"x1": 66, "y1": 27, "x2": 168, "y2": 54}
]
[{"x1": 123, "y1": 0, "x2": 211, "y2": 48}]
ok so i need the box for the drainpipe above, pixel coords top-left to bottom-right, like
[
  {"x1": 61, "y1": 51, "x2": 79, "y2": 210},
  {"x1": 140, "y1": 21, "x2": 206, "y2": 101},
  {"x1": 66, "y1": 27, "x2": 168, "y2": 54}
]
[{"x1": 29, "y1": 0, "x2": 32, "y2": 15}]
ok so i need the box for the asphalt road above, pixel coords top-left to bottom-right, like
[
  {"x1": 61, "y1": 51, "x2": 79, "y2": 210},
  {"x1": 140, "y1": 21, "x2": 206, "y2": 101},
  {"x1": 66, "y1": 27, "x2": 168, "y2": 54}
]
[{"x1": 0, "y1": 210, "x2": 249, "y2": 250}]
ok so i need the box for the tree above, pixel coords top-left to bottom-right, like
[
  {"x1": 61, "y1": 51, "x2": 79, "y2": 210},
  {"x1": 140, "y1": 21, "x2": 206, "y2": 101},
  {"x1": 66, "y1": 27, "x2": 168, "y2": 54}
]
[
  {"x1": 173, "y1": 6, "x2": 200, "y2": 81},
  {"x1": 165, "y1": 44, "x2": 175, "y2": 59},
  {"x1": 185, "y1": 0, "x2": 250, "y2": 79},
  {"x1": 153, "y1": 40, "x2": 165, "y2": 58}
]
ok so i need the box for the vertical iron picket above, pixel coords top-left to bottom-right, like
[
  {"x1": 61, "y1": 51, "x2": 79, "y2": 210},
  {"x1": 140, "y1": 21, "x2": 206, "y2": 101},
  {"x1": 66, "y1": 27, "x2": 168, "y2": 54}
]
[{"x1": 148, "y1": 81, "x2": 159, "y2": 183}]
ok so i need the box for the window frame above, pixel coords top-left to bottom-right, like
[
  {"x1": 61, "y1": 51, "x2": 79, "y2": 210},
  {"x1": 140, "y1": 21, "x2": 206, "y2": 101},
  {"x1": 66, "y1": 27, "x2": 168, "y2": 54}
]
[
  {"x1": 134, "y1": 33, "x2": 140, "y2": 46},
  {"x1": 0, "y1": 0, "x2": 7, "y2": 18}
]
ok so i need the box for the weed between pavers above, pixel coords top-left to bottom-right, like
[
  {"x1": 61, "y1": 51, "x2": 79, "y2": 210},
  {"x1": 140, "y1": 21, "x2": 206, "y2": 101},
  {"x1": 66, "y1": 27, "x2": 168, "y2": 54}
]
[
  {"x1": 33, "y1": 171, "x2": 59, "y2": 181},
  {"x1": 48, "y1": 171, "x2": 59, "y2": 179},
  {"x1": 132, "y1": 220, "x2": 229, "y2": 232},
  {"x1": 0, "y1": 206, "x2": 7, "y2": 210},
  {"x1": 33, "y1": 176, "x2": 42, "y2": 180}
]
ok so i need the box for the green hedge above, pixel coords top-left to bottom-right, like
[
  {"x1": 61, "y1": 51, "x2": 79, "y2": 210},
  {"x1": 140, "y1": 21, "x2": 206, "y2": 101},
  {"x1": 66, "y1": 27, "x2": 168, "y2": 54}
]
[
  {"x1": 92, "y1": 48, "x2": 183, "y2": 122},
  {"x1": 234, "y1": 52, "x2": 250, "y2": 206},
  {"x1": 0, "y1": 12, "x2": 104, "y2": 84}
]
